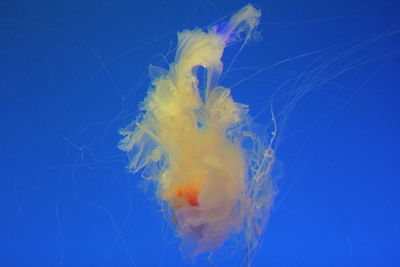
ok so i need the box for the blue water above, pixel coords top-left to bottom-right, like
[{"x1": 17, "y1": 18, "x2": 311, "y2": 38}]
[{"x1": 1, "y1": 0, "x2": 399, "y2": 266}]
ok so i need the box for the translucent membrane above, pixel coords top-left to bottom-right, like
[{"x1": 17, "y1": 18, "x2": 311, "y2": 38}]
[{"x1": 119, "y1": 4, "x2": 276, "y2": 257}]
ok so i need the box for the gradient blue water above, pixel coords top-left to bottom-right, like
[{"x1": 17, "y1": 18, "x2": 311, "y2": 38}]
[{"x1": 1, "y1": 1, "x2": 399, "y2": 266}]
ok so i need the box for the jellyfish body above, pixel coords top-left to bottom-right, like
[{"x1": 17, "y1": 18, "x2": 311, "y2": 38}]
[{"x1": 119, "y1": 4, "x2": 276, "y2": 257}]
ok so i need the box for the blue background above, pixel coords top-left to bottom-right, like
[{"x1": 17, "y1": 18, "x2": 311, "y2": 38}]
[{"x1": 1, "y1": 0, "x2": 399, "y2": 266}]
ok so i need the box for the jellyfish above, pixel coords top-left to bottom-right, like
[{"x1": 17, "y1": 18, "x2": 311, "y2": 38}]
[{"x1": 119, "y1": 4, "x2": 277, "y2": 259}]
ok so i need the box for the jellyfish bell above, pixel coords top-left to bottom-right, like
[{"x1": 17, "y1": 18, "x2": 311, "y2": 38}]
[{"x1": 119, "y1": 4, "x2": 277, "y2": 260}]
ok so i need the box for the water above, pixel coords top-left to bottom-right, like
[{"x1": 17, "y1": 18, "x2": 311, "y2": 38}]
[{"x1": 1, "y1": 0, "x2": 399, "y2": 266}]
